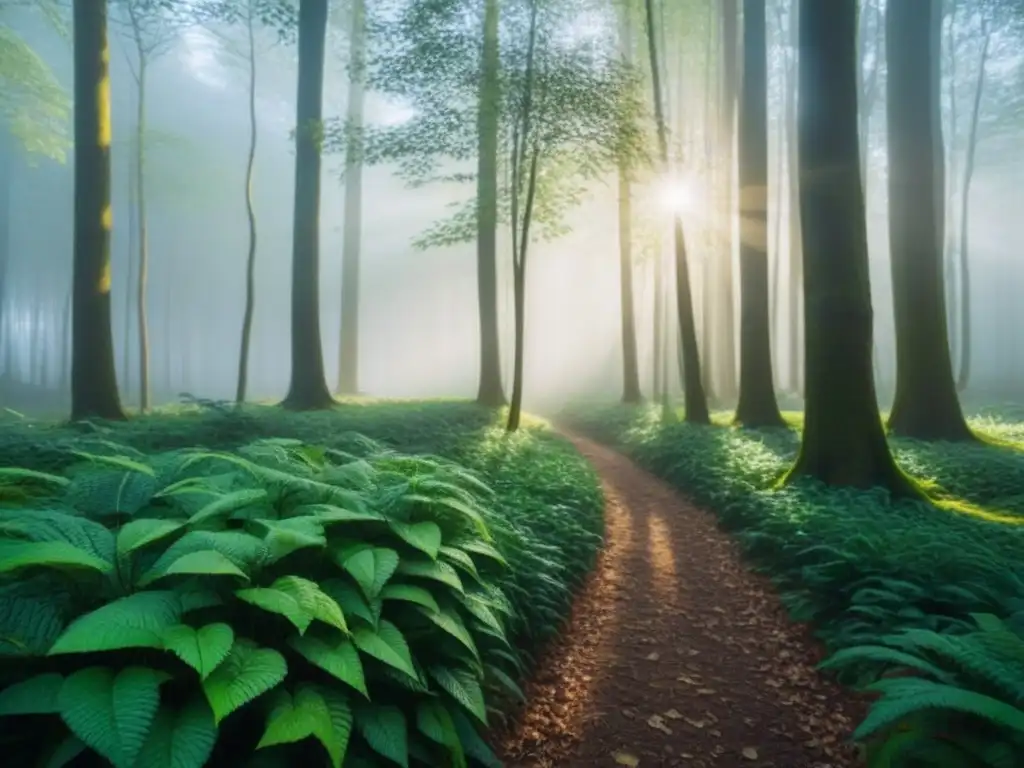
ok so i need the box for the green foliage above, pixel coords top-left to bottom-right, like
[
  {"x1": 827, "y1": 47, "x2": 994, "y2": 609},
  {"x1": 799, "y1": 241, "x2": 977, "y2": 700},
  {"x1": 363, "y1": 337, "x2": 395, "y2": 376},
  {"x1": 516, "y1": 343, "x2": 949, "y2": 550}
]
[
  {"x1": 561, "y1": 402, "x2": 1024, "y2": 766},
  {"x1": 0, "y1": 402, "x2": 605, "y2": 763}
]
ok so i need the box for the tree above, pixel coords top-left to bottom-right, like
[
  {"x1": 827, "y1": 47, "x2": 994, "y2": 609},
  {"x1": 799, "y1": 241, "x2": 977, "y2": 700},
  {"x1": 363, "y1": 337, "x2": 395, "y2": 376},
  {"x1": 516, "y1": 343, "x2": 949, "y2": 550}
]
[
  {"x1": 784, "y1": 0, "x2": 910, "y2": 493},
  {"x1": 884, "y1": 0, "x2": 973, "y2": 441},
  {"x1": 734, "y1": 0, "x2": 784, "y2": 427},
  {"x1": 70, "y1": 0, "x2": 125, "y2": 421},
  {"x1": 645, "y1": 0, "x2": 708, "y2": 424},
  {"x1": 281, "y1": 0, "x2": 334, "y2": 410},
  {"x1": 337, "y1": 0, "x2": 365, "y2": 396}
]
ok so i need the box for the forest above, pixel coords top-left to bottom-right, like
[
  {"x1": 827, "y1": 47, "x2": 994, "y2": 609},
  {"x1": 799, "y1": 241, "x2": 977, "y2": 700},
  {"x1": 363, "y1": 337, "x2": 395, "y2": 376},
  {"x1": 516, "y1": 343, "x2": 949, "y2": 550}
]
[{"x1": 1, "y1": 0, "x2": 1023, "y2": 766}]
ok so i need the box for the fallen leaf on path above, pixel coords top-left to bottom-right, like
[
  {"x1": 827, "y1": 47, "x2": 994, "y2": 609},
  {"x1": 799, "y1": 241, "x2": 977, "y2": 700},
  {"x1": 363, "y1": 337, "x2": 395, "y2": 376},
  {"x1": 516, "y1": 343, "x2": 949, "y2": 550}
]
[
  {"x1": 684, "y1": 717, "x2": 706, "y2": 729},
  {"x1": 742, "y1": 747, "x2": 759, "y2": 760},
  {"x1": 663, "y1": 709, "x2": 683, "y2": 720},
  {"x1": 647, "y1": 714, "x2": 672, "y2": 735},
  {"x1": 645, "y1": 652, "x2": 660, "y2": 661},
  {"x1": 613, "y1": 751, "x2": 640, "y2": 767}
]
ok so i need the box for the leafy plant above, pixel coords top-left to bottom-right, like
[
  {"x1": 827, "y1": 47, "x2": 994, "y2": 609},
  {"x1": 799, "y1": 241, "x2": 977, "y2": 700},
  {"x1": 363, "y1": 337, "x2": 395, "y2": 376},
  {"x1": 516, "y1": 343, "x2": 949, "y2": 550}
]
[{"x1": 0, "y1": 436, "x2": 523, "y2": 766}]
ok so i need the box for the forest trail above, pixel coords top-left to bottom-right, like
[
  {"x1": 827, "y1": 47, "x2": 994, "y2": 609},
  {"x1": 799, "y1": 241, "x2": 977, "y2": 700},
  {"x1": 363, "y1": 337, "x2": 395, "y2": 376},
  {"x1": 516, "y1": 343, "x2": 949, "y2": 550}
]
[{"x1": 495, "y1": 434, "x2": 863, "y2": 768}]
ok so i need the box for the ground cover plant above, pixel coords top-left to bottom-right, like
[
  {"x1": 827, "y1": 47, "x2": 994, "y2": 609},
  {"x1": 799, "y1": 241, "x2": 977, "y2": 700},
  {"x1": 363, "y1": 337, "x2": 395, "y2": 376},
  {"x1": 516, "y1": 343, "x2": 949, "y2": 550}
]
[
  {"x1": 0, "y1": 402, "x2": 604, "y2": 766},
  {"x1": 560, "y1": 402, "x2": 1024, "y2": 766}
]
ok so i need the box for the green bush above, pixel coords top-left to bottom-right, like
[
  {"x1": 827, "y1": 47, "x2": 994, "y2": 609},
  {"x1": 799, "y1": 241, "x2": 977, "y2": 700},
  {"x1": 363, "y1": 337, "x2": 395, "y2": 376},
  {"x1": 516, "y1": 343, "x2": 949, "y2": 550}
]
[{"x1": 0, "y1": 437, "x2": 524, "y2": 767}]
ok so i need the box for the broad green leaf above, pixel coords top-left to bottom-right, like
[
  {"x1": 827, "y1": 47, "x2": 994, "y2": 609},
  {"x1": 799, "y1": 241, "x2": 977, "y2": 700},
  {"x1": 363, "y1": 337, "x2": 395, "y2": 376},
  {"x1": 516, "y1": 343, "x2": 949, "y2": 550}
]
[
  {"x1": 335, "y1": 546, "x2": 399, "y2": 601},
  {"x1": 0, "y1": 540, "x2": 110, "y2": 576},
  {"x1": 132, "y1": 697, "x2": 217, "y2": 768},
  {"x1": 116, "y1": 519, "x2": 185, "y2": 557},
  {"x1": 0, "y1": 583, "x2": 67, "y2": 656},
  {"x1": 416, "y1": 700, "x2": 465, "y2": 766},
  {"x1": 0, "y1": 467, "x2": 70, "y2": 487},
  {"x1": 140, "y1": 549, "x2": 250, "y2": 587},
  {"x1": 49, "y1": 591, "x2": 182, "y2": 655},
  {"x1": 257, "y1": 687, "x2": 337, "y2": 760},
  {"x1": 439, "y1": 546, "x2": 480, "y2": 582},
  {"x1": 352, "y1": 620, "x2": 417, "y2": 679},
  {"x1": 389, "y1": 521, "x2": 442, "y2": 559},
  {"x1": 321, "y1": 579, "x2": 376, "y2": 627},
  {"x1": 304, "y1": 505, "x2": 383, "y2": 525},
  {"x1": 356, "y1": 704, "x2": 408, "y2": 768},
  {"x1": 272, "y1": 576, "x2": 349, "y2": 634},
  {"x1": 235, "y1": 586, "x2": 309, "y2": 633},
  {"x1": 58, "y1": 666, "x2": 167, "y2": 768},
  {"x1": 41, "y1": 734, "x2": 87, "y2": 768},
  {"x1": 0, "y1": 672, "x2": 63, "y2": 715},
  {"x1": 455, "y1": 539, "x2": 508, "y2": 568},
  {"x1": 202, "y1": 639, "x2": 287, "y2": 724},
  {"x1": 251, "y1": 517, "x2": 326, "y2": 562},
  {"x1": 430, "y1": 666, "x2": 487, "y2": 725},
  {"x1": 71, "y1": 451, "x2": 155, "y2": 476},
  {"x1": 452, "y1": 709, "x2": 502, "y2": 768},
  {"x1": 147, "y1": 531, "x2": 268, "y2": 576},
  {"x1": 288, "y1": 635, "x2": 368, "y2": 697},
  {"x1": 415, "y1": 606, "x2": 478, "y2": 662},
  {"x1": 189, "y1": 489, "x2": 269, "y2": 527},
  {"x1": 319, "y1": 685, "x2": 355, "y2": 768},
  {"x1": 396, "y1": 558, "x2": 464, "y2": 594},
  {"x1": 380, "y1": 583, "x2": 440, "y2": 614},
  {"x1": 161, "y1": 623, "x2": 234, "y2": 679}
]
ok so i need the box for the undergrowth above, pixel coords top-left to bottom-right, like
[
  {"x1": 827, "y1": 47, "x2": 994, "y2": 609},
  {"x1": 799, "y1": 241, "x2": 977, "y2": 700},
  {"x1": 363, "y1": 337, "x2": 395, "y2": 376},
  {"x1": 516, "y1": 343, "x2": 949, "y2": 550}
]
[{"x1": 561, "y1": 402, "x2": 1024, "y2": 767}]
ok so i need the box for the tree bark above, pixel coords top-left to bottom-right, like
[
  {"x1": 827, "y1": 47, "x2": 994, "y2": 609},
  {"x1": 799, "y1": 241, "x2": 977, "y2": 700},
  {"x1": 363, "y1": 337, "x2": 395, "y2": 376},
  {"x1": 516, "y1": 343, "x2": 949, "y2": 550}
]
[
  {"x1": 0, "y1": 131, "x2": 9, "y2": 382},
  {"x1": 784, "y1": 0, "x2": 802, "y2": 396},
  {"x1": 71, "y1": 0, "x2": 125, "y2": 421},
  {"x1": 717, "y1": 0, "x2": 739, "y2": 403},
  {"x1": 646, "y1": 0, "x2": 709, "y2": 424},
  {"x1": 955, "y1": 23, "x2": 990, "y2": 392},
  {"x1": 281, "y1": 0, "x2": 334, "y2": 410},
  {"x1": 785, "y1": 0, "x2": 911, "y2": 493},
  {"x1": 235, "y1": 0, "x2": 259, "y2": 405},
  {"x1": 337, "y1": 0, "x2": 365, "y2": 396},
  {"x1": 885, "y1": 0, "x2": 973, "y2": 441},
  {"x1": 735, "y1": 0, "x2": 784, "y2": 427},
  {"x1": 475, "y1": 0, "x2": 506, "y2": 406}
]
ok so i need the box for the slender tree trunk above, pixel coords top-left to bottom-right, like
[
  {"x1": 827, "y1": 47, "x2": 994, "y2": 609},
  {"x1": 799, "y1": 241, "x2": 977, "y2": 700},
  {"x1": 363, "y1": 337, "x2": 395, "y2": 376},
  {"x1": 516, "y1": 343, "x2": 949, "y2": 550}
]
[
  {"x1": 337, "y1": 0, "x2": 366, "y2": 396},
  {"x1": 236, "y1": 0, "x2": 259, "y2": 405},
  {"x1": 784, "y1": 0, "x2": 802, "y2": 396},
  {"x1": 71, "y1": 0, "x2": 124, "y2": 421},
  {"x1": 123, "y1": 134, "x2": 136, "y2": 398},
  {"x1": 282, "y1": 0, "x2": 334, "y2": 410},
  {"x1": 735, "y1": 0, "x2": 784, "y2": 427},
  {"x1": 955, "y1": 24, "x2": 990, "y2": 392},
  {"x1": 652, "y1": 246, "x2": 663, "y2": 400},
  {"x1": 944, "y1": 0, "x2": 959, "y2": 358},
  {"x1": 646, "y1": 0, "x2": 709, "y2": 424},
  {"x1": 700, "y1": 0, "x2": 717, "y2": 403},
  {"x1": 29, "y1": 288, "x2": 41, "y2": 385},
  {"x1": 0, "y1": 132, "x2": 9, "y2": 381},
  {"x1": 717, "y1": 0, "x2": 739, "y2": 403},
  {"x1": 885, "y1": 0, "x2": 972, "y2": 441},
  {"x1": 475, "y1": 0, "x2": 505, "y2": 406},
  {"x1": 60, "y1": 286, "x2": 71, "y2": 393},
  {"x1": 133, "y1": 56, "x2": 150, "y2": 412}
]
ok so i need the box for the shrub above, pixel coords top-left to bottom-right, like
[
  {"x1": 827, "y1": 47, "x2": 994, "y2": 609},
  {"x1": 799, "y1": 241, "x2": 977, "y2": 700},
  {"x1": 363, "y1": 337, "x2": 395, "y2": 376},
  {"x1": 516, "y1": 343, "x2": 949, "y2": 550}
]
[{"x1": 0, "y1": 437, "x2": 522, "y2": 767}]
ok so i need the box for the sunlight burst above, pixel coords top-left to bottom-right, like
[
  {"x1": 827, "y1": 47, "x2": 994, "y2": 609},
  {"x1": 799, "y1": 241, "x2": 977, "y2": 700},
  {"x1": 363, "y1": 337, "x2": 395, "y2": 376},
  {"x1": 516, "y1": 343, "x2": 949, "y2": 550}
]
[{"x1": 657, "y1": 177, "x2": 698, "y2": 215}]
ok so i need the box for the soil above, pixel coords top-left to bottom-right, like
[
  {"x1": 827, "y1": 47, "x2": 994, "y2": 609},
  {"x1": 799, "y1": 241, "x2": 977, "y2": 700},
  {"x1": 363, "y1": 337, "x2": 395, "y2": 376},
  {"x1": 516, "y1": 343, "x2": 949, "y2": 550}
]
[{"x1": 493, "y1": 434, "x2": 865, "y2": 768}]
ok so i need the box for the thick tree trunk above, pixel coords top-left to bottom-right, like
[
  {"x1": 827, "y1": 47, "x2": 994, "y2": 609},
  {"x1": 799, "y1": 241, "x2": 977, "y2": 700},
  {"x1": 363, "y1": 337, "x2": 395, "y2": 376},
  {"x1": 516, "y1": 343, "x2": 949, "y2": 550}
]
[
  {"x1": 236, "y1": 0, "x2": 259, "y2": 405},
  {"x1": 885, "y1": 0, "x2": 972, "y2": 441},
  {"x1": 71, "y1": 0, "x2": 124, "y2": 421},
  {"x1": 956, "y1": 25, "x2": 990, "y2": 392},
  {"x1": 717, "y1": 0, "x2": 739, "y2": 404},
  {"x1": 785, "y1": 0, "x2": 910, "y2": 493},
  {"x1": 281, "y1": 0, "x2": 334, "y2": 410},
  {"x1": 337, "y1": 0, "x2": 365, "y2": 396},
  {"x1": 735, "y1": 0, "x2": 784, "y2": 428},
  {"x1": 475, "y1": 0, "x2": 505, "y2": 406},
  {"x1": 646, "y1": 0, "x2": 708, "y2": 424}
]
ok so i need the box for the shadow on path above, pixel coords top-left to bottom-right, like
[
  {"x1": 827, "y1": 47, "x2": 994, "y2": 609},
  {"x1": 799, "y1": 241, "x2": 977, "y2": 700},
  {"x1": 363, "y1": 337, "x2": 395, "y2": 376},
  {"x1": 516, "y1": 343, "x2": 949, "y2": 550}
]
[{"x1": 496, "y1": 434, "x2": 862, "y2": 768}]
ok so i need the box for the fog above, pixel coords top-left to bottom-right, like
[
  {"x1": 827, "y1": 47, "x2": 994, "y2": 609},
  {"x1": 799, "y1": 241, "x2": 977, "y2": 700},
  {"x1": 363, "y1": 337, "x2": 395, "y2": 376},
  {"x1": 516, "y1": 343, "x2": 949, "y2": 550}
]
[{"x1": 1, "y1": 0, "x2": 1022, "y2": 416}]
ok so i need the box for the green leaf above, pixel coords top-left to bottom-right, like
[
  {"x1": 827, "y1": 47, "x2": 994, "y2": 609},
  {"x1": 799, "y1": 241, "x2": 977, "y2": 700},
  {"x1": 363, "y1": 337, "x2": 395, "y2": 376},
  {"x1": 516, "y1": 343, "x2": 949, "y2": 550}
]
[
  {"x1": 58, "y1": 666, "x2": 167, "y2": 768},
  {"x1": 356, "y1": 704, "x2": 408, "y2": 768},
  {"x1": 352, "y1": 620, "x2": 417, "y2": 679},
  {"x1": 242, "y1": 576, "x2": 348, "y2": 634},
  {"x1": 298, "y1": 504, "x2": 383, "y2": 525},
  {"x1": 252, "y1": 517, "x2": 326, "y2": 562},
  {"x1": 0, "y1": 467, "x2": 70, "y2": 487},
  {"x1": 380, "y1": 583, "x2": 440, "y2": 614},
  {"x1": 161, "y1": 623, "x2": 234, "y2": 679},
  {"x1": 132, "y1": 697, "x2": 218, "y2": 768},
  {"x1": 236, "y1": 586, "x2": 309, "y2": 633},
  {"x1": 430, "y1": 666, "x2": 487, "y2": 725},
  {"x1": 189, "y1": 489, "x2": 270, "y2": 527},
  {"x1": 49, "y1": 591, "x2": 182, "y2": 655},
  {"x1": 455, "y1": 539, "x2": 508, "y2": 568},
  {"x1": 321, "y1": 579, "x2": 376, "y2": 627},
  {"x1": 452, "y1": 709, "x2": 502, "y2": 768},
  {"x1": 439, "y1": 546, "x2": 480, "y2": 582},
  {"x1": 202, "y1": 639, "x2": 287, "y2": 724},
  {"x1": 0, "y1": 672, "x2": 63, "y2": 715},
  {"x1": 139, "y1": 549, "x2": 250, "y2": 587},
  {"x1": 0, "y1": 539, "x2": 111, "y2": 576},
  {"x1": 396, "y1": 558, "x2": 464, "y2": 594},
  {"x1": 416, "y1": 699, "x2": 465, "y2": 765},
  {"x1": 41, "y1": 734, "x2": 87, "y2": 768},
  {"x1": 335, "y1": 546, "x2": 399, "y2": 601},
  {"x1": 71, "y1": 451, "x2": 155, "y2": 476},
  {"x1": 288, "y1": 635, "x2": 368, "y2": 698},
  {"x1": 257, "y1": 688, "x2": 331, "y2": 750},
  {"x1": 389, "y1": 521, "x2": 442, "y2": 559},
  {"x1": 319, "y1": 685, "x2": 355, "y2": 768},
  {"x1": 0, "y1": 583, "x2": 67, "y2": 656},
  {"x1": 415, "y1": 606, "x2": 478, "y2": 662},
  {"x1": 116, "y1": 519, "x2": 185, "y2": 557}
]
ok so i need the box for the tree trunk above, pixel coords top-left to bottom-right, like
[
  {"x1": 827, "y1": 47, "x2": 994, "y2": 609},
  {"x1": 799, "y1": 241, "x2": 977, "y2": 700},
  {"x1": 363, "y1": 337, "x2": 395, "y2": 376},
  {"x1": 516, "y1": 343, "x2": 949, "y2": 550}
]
[
  {"x1": 236, "y1": 0, "x2": 259, "y2": 405},
  {"x1": 337, "y1": 0, "x2": 365, "y2": 396},
  {"x1": 281, "y1": 0, "x2": 334, "y2": 410},
  {"x1": 123, "y1": 134, "x2": 135, "y2": 398},
  {"x1": 944, "y1": 0, "x2": 959, "y2": 360},
  {"x1": 785, "y1": 0, "x2": 911, "y2": 493},
  {"x1": 885, "y1": 0, "x2": 972, "y2": 441},
  {"x1": 955, "y1": 24, "x2": 990, "y2": 392},
  {"x1": 735, "y1": 0, "x2": 784, "y2": 427},
  {"x1": 784, "y1": 0, "x2": 802, "y2": 396},
  {"x1": 134, "y1": 56, "x2": 150, "y2": 412},
  {"x1": 60, "y1": 286, "x2": 71, "y2": 393},
  {"x1": 0, "y1": 131, "x2": 9, "y2": 381},
  {"x1": 475, "y1": 0, "x2": 505, "y2": 406},
  {"x1": 717, "y1": 0, "x2": 739, "y2": 403},
  {"x1": 71, "y1": 0, "x2": 125, "y2": 421},
  {"x1": 652, "y1": 246, "x2": 663, "y2": 401},
  {"x1": 646, "y1": 0, "x2": 709, "y2": 424}
]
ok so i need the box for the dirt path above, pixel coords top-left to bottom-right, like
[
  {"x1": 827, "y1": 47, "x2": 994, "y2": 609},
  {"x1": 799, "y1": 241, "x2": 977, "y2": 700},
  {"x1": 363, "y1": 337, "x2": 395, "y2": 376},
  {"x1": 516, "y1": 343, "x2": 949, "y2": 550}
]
[{"x1": 495, "y1": 435, "x2": 863, "y2": 768}]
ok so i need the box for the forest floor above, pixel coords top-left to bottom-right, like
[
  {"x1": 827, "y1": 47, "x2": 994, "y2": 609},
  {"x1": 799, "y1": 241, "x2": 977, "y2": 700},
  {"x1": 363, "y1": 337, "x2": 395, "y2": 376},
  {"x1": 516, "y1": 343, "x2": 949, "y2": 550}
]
[{"x1": 496, "y1": 434, "x2": 863, "y2": 768}]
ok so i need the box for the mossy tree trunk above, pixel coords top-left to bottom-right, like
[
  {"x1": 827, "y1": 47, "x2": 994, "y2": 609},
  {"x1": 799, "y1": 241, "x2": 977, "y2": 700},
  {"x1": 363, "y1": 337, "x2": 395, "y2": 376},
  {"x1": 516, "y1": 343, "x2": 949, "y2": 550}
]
[
  {"x1": 784, "y1": 0, "x2": 912, "y2": 494},
  {"x1": 734, "y1": 0, "x2": 784, "y2": 428},
  {"x1": 70, "y1": 0, "x2": 125, "y2": 421},
  {"x1": 282, "y1": 0, "x2": 334, "y2": 411},
  {"x1": 475, "y1": 0, "x2": 506, "y2": 407},
  {"x1": 885, "y1": 0, "x2": 973, "y2": 441}
]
